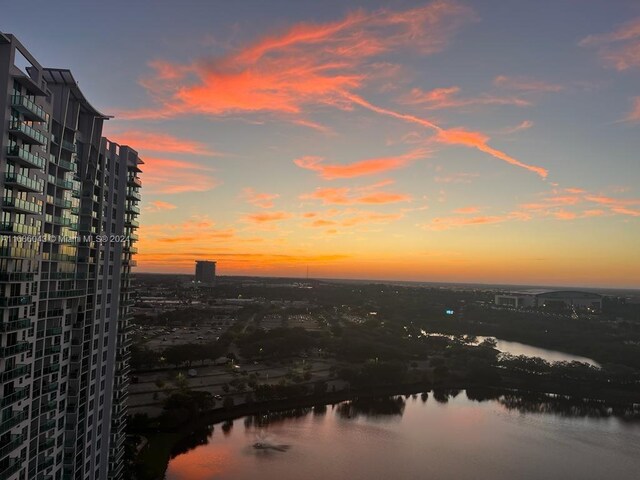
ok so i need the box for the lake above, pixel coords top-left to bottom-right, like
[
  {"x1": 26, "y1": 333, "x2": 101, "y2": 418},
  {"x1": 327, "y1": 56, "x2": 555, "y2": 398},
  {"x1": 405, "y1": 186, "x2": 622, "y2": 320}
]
[{"x1": 165, "y1": 391, "x2": 640, "y2": 479}]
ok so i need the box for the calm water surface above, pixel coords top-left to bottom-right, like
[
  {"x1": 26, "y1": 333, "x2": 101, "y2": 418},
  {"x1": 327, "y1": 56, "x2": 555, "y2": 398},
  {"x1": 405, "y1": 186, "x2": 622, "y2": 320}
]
[{"x1": 165, "y1": 393, "x2": 639, "y2": 480}]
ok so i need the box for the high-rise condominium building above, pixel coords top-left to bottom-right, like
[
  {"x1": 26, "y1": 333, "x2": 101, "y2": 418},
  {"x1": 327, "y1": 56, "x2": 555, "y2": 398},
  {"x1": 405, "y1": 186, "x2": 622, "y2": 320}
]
[
  {"x1": 195, "y1": 260, "x2": 216, "y2": 284},
  {"x1": 0, "y1": 32, "x2": 142, "y2": 480}
]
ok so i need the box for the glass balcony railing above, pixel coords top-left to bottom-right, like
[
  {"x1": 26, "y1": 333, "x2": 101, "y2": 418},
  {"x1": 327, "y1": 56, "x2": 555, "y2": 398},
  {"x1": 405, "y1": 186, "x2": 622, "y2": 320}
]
[
  {"x1": 125, "y1": 204, "x2": 140, "y2": 214},
  {"x1": 51, "y1": 157, "x2": 76, "y2": 172},
  {"x1": 4, "y1": 172, "x2": 44, "y2": 193},
  {"x1": 0, "y1": 272, "x2": 35, "y2": 282},
  {"x1": 0, "y1": 246, "x2": 39, "y2": 259},
  {"x1": 0, "y1": 342, "x2": 31, "y2": 357},
  {"x1": 2, "y1": 196, "x2": 42, "y2": 215},
  {"x1": 127, "y1": 175, "x2": 142, "y2": 188},
  {"x1": 39, "y1": 419, "x2": 56, "y2": 433},
  {"x1": 0, "y1": 433, "x2": 25, "y2": 458},
  {"x1": 45, "y1": 327, "x2": 63, "y2": 336},
  {"x1": 6, "y1": 145, "x2": 46, "y2": 169},
  {"x1": 0, "y1": 409, "x2": 28, "y2": 435},
  {"x1": 0, "y1": 295, "x2": 32, "y2": 307},
  {"x1": 8, "y1": 120, "x2": 47, "y2": 145},
  {"x1": 1, "y1": 364, "x2": 30, "y2": 382},
  {"x1": 39, "y1": 436, "x2": 55, "y2": 449},
  {"x1": 41, "y1": 381, "x2": 58, "y2": 393},
  {"x1": 44, "y1": 345, "x2": 61, "y2": 355},
  {"x1": 47, "y1": 175, "x2": 74, "y2": 190},
  {"x1": 0, "y1": 319, "x2": 31, "y2": 332},
  {"x1": 0, "y1": 221, "x2": 40, "y2": 236},
  {"x1": 10, "y1": 95, "x2": 48, "y2": 122},
  {"x1": 0, "y1": 458, "x2": 22, "y2": 480},
  {"x1": 41, "y1": 363, "x2": 59, "y2": 375},
  {"x1": 0, "y1": 388, "x2": 29, "y2": 408},
  {"x1": 126, "y1": 189, "x2": 141, "y2": 201}
]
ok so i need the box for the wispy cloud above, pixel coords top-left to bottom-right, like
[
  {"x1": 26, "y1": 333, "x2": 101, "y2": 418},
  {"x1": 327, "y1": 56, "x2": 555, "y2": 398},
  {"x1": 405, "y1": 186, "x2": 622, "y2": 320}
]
[
  {"x1": 146, "y1": 200, "x2": 177, "y2": 212},
  {"x1": 403, "y1": 86, "x2": 530, "y2": 109},
  {"x1": 493, "y1": 75, "x2": 564, "y2": 92},
  {"x1": 242, "y1": 187, "x2": 280, "y2": 208},
  {"x1": 624, "y1": 97, "x2": 640, "y2": 122},
  {"x1": 300, "y1": 185, "x2": 411, "y2": 205},
  {"x1": 580, "y1": 17, "x2": 640, "y2": 71},
  {"x1": 108, "y1": 130, "x2": 219, "y2": 156},
  {"x1": 294, "y1": 149, "x2": 428, "y2": 179},
  {"x1": 142, "y1": 157, "x2": 218, "y2": 194},
  {"x1": 243, "y1": 211, "x2": 293, "y2": 223},
  {"x1": 500, "y1": 120, "x2": 534, "y2": 134}
]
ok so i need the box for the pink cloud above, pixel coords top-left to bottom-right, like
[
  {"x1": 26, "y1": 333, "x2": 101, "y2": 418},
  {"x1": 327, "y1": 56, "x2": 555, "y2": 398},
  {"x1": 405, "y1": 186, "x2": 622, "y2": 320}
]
[
  {"x1": 108, "y1": 130, "x2": 218, "y2": 156},
  {"x1": 580, "y1": 18, "x2": 640, "y2": 71},
  {"x1": 242, "y1": 188, "x2": 280, "y2": 208},
  {"x1": 493, "y1": 75, "x2": 564, "y2": 92},
  {"x1": 142, "y1": 157, "x2": 218, "y2": 194},
  {"x1": 300, "y1": 185, "x2": 411, "y2": 205},
  {"x1": 243, "y1": 211, "x2": 293, "y2": 223},
  {"x1": 294, "y1": 149, "x2": 427, "y2": 179},
  {"x1": 404, "y1": 86, "x2": 530, "y2": 109},
  {"x1": 146, "y1": 200, "x2": 177, "y2": 212}
]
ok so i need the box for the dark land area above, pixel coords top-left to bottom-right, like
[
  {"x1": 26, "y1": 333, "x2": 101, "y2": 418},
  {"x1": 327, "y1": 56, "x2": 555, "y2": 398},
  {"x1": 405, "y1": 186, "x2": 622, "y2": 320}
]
[{"x1": 124, "y1": 274, "x2": 640, "y2": 479}]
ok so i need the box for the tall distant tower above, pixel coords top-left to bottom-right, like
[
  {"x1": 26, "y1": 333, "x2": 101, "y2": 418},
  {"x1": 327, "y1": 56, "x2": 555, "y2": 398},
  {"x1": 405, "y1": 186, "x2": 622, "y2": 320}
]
[
  {"x1": 0, "y1": 32, "x2": 142, "y2": 480},
  {"x1": 195, "y1": 260, "x2": 216, "y2": 284}
]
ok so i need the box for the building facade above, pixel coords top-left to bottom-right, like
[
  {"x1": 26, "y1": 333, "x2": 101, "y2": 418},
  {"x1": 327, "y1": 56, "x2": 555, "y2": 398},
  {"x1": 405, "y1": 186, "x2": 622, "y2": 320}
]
[
  {"x1": 195, "y1": 260, "x2": 216, "y2": 284},
  {"x1": 0, "y1": 32, "x2": 141, "y2": 480},
  {"x1": 495, "y1": 289, "x2": 602, "y2": 311}
]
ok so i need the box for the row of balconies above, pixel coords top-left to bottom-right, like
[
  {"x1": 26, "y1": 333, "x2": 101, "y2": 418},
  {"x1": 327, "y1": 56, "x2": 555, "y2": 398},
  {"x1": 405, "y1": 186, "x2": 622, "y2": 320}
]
[
  {"x1": 0, "y1": 387, "x2": 29, "y2": 408},
  {"x1": 0, "y1": 318, "x2": 31, "y2": 332},
  {"x1": 8, "y1": 120, "x2": 47, "y2": 146},
  {"x1": 10, "y1": 94, "x2": 49, "y2": 122},
  {"x1": 0, "y1": 221, "x2": 40, "y2": 236},
  {"x1": 0, "y1": 364, "x2": 30, "y2": 382},
  {"x1": 6, "y1": 145, "x2": 46, "y2": 169},
  {"x1": 0, "y1": 245, "x2": 39, "y2": 259},
  {"x1": 2, "y1": 196, "x2": 43, "y2": 215},
  {"x1": 4, "y1": 171, "x2": 44, "y2": 193},
  {"x1": 0, "y1": 342, "x2": 30, "y2": 357},
  {"x1": 0, "y1": 409, "x2": 28, "y2": 435}
]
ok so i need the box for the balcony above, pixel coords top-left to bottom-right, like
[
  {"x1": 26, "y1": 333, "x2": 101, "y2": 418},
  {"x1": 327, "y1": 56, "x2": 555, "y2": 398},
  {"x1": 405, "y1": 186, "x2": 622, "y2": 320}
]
[
  {"x1": 0, "y1": 434, "x2": 25, "y2": 461},
  {"x1": 39, "y1": 437, "x2": 55, "y2": 450},
  {"x1": 4, "y1": 172, "x2": 44, "y2": 193},
  {"x1": 1, "y1": 364, "x2": 30, "y2": 382},
  {"x1": 0, "y1": 342, "x2": 31, "y2": 357},
  {"x1": 125, "y1": 204, "x2": 140, "y2": 215},
  {"x1": 0, "y1": 221, "x2": 39, "y2": 236},
  {"x1": 40, "y1": 400, "x2": 57, "y2": 414},
  {"x1": 0, "y1": 272, "x2": 35, "y2": 282},
  {"x1": 2, "y1": 196, "x2": 42, "y2": 215},
  {"x1": 0, "y1": 319, "x2": 31, "y2": 332},
  {"x1": 0, "y1": 457, "x2": 21, "y2": 480},
  {"x1": 127, "y1": 176, "x2": 142, "y2": 188},
  {"x1": 44, "y1": 344, "x2": 61, "y2": 355},
  {"x1": 0, "y1": 245, "x2": 39, "y2": 259},
  {"x1": 11, "y1": 95, "x2": 48, "y2": 122},
  {"x1": 41, "y1": 363, "x2": 59, "y2": 375},
  {"x1": 46, "y1": 289, "x2": 83, "y2": 299},
  {"x1": 8, "y1": 120, "x2": 47, "y2": 145},
  {"x1": 0, "y1": 388, "x2": 29, "y2": 408},
  {"x1": 48, "y1": 175, "x2": 74, "y2": 190},
  {"x1": 6, "y1": 145, "x2": 46, "y2": 169},
  {"x1": 0, "y1": 295, "x2": 32, "y2": 308},
  {"x1": 39, "y1": 419, "x2": 56, "y2": 433},
  {"x1": 41, "y1": 381, "x2": 58, "y2": 395},
  {"x1": 126, "y1": 189, "x2": 141, "y2": 201},
  {"x1": 62, "y1": 140, "x2": 76, "y2": 153},
  {"x1": 45, "y1": 327, "x2": 62, "y2": 336},
  {"x1": 124, "y1": 218, "x2": 139, "y2": 228},
  {"x1": 0, "y1": 409, "x2": 28, "y2": 434},
  {"x1": 51, "y1": 157, "x2": 76, "y2": 172}
]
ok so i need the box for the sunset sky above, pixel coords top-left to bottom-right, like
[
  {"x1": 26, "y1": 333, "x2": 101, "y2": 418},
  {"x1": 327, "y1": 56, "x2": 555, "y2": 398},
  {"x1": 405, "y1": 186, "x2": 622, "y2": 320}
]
[{"x1": 4, "y1": 0, "x2": 640, "y2": 287}]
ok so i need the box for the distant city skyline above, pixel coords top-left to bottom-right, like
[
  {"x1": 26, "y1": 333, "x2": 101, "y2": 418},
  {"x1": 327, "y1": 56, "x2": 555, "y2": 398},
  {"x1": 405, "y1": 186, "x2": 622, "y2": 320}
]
[{"x1": 3, "y1": 0, "x2": 639, "y2": 288}]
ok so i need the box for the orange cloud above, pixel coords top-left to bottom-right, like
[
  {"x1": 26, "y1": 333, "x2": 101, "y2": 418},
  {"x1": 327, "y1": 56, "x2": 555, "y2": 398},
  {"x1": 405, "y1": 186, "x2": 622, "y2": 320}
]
[
  {"x1": 146, "y1": 200, "x2": 177, "y2": 212},
  {"x1": 294, "y1": 149, "x2": 427, "y2": 179},
  {"x1": 493, "y1": 75, "x2": 564, "y2": 92},
  {"x1": 625, "y1": 97, "x2": 640, "y2": 122},
  {"x1": 580, "y1": 18, "x2": 640, "y2": 71},
  {"x1": 453, "y1": 206, "x2": 480, "y2": 214},
  {"x1": 404, "y1": 86, "x2": 530, "y2": 109},
  {"x1": 301, "y1": 185, "x2": 411, "y2": 205},
  {"x1": 142, "y1": 157, "x2": 218, "y2": 194},
  {"x1": 108, "y1": 130, "x2": 218, "y2": 156},
  {"x1": 242, "y1": 188, "x2": 280, "y2": 208},
  {"x1": 426, "y1": 213, "x2": 523, "y2": 231},
  {"x1": 342, "y1": 91, "x2": 548, "y2": 178},
  {"x1": 122, "y1": 1, "x2": 475, "y2": 121},
  {"x1": 435, "y1": 128, "x2": 548, "y2": 178},
  {"x1": 243, "y1": 211, "x2": 293, "y2": 223},
  {"x1": 500, "y1": 120, "x2": 534, "y2": 134}
]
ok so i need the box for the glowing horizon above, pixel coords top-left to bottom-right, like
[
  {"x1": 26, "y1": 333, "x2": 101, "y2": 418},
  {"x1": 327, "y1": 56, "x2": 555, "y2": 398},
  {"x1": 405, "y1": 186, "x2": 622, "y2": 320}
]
[{"x1": 4, "y1": 0, "x2": 639, "y2": 288}]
